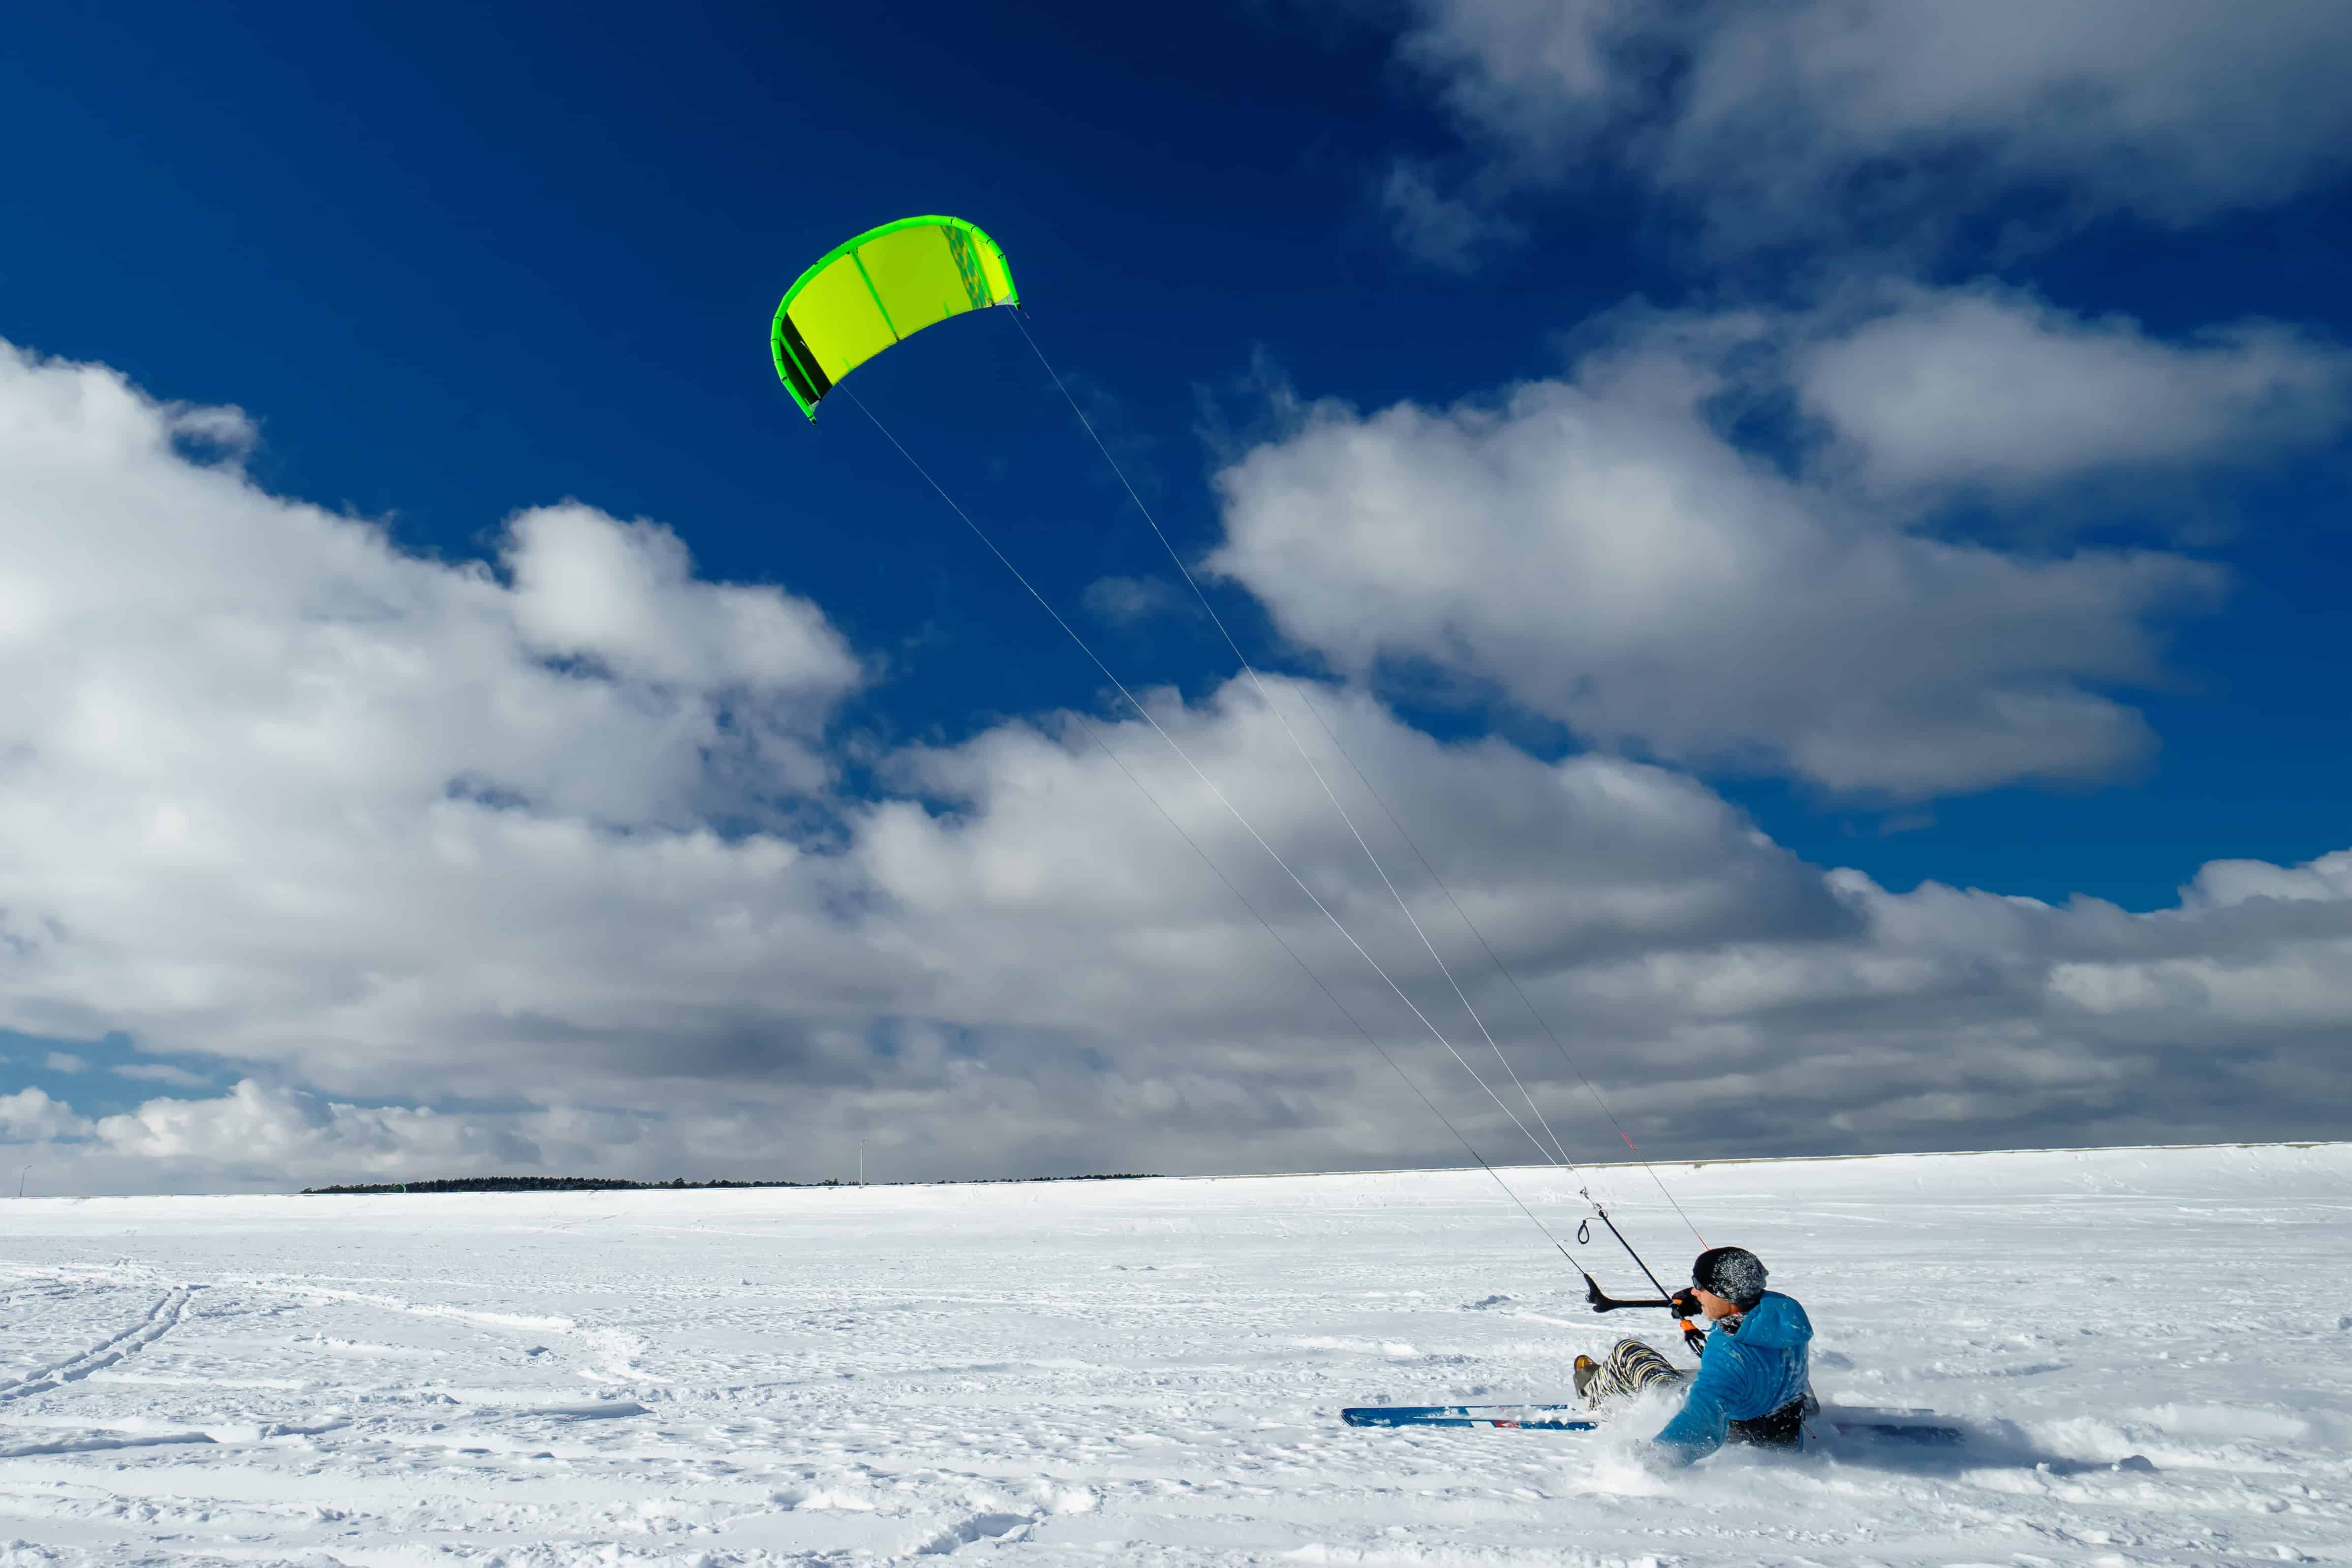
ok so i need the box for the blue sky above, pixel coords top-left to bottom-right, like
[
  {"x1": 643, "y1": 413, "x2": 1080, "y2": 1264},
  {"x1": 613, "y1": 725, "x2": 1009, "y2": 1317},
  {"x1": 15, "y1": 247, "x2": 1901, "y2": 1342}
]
[
  {"x1": 10, "y1": 0, "x2": 2340, "y2": 907},
  {"x1": 2, "y1": 2, "x2": 2348, "y2": 1186}
]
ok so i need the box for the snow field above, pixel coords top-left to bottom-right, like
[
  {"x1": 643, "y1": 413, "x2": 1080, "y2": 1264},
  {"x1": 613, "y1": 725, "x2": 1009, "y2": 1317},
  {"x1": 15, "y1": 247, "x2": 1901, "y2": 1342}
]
[{"x1": 0, "y1": 1142, "x2": 2346, "y2": 1566}]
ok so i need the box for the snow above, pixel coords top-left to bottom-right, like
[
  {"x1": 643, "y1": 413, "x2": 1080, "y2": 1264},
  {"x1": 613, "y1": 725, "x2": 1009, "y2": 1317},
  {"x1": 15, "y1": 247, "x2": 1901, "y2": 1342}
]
[{"x1": 1, "y1": 1142, "x2": 2347, "y2": 1566}]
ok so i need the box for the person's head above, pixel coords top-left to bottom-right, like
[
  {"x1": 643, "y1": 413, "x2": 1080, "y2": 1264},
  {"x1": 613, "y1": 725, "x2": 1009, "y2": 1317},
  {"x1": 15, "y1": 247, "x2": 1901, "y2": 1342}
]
[{"x1": 1691, "y1": 1246, "x2": 1767, "y2": 1317}]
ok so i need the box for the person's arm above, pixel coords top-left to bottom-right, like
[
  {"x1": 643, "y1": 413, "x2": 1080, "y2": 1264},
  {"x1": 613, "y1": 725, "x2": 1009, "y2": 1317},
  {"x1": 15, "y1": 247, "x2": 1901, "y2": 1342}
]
[{"x1": 1650, "y1": 1338, "x2": 1760, "y2": 1466}]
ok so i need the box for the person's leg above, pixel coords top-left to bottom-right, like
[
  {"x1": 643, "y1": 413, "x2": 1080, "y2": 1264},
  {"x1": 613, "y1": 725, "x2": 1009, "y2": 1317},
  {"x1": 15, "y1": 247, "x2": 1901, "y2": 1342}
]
[{"x1": 1581, "y1": 1338, "x2": 1686, "y2": 1408}]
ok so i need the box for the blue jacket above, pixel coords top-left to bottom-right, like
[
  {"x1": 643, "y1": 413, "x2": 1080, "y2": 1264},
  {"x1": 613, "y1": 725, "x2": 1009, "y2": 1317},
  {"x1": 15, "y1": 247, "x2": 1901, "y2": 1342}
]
[{"x1": 1652, "y1": 1291, "x2": 1812, "y2": 1464}]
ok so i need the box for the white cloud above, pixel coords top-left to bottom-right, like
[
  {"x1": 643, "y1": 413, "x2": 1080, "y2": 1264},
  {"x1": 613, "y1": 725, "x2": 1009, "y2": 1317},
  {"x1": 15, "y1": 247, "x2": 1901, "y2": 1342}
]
[
  {"x1": 112, "y1": 1061, "x2": 215, "y2": 1088},
  {"x1": 0, "y1": 335, "x2": 2344, "y2": 1195},
  {"x1": 505, "y1": 503, "x2": 857, "y2": 698},
  {"x1": 1209, "y1": 295, "x2": 2256, "y2": 796},
  {"x1": 1391, "y1": 0, "x2": 2352, "y2": 248},
  {"x1": 0, "y1": 340, "x2": 888, "y2": 1095},
  {"x1": 11, "y1": 830, "x2": 2350, "y2": 1191},
  {"x1": 93, "y1": 1078, "x2": 535, "y2": 1178},
  {"x1": 0, "y1": 1087, "x2": 89, "y2": 1143},
  {"x1": 2187, "y1": 853, "x2": 2352, "y2": 909},
  {"x1": 1799, "y1": 285, "x2": 2352, "y2": 497},
  {"x1": 862, "y1": 678, "x2": 1840, "y2": 1031},
  {"x1": 43, "y1": 1051, "x2": 86, "y2": 1073}
]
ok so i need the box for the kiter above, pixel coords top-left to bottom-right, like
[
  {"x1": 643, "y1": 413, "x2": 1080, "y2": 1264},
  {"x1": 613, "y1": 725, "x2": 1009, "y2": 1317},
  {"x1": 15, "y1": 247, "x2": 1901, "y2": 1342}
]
[{"x1": 1575, "y1": 1246, "x2": 1816, "y2": 1465}]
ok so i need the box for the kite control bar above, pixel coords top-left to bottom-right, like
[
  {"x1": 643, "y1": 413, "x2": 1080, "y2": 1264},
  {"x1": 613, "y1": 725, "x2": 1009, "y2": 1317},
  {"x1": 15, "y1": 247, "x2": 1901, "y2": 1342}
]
[
  {"x1": 1572, "y1": 1199, "x2": 1709, "y2": 1355},
  {"x1": 1585, "y1": 1280, "x2": 1704, "y2": 1316},
  {"x1": 1586, "y1": 1280, "x2": 1711, "y2": 1357}
]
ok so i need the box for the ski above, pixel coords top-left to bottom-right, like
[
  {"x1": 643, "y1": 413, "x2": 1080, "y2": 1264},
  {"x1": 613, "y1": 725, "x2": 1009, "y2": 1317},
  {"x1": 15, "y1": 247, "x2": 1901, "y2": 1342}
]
[
  {"x1": 1342, "y1": 1403, "x2": 1963, "y2": 1444},
  {"x1": 1819, "y1": 1412, "x2": 1964, "y2": 1445},
  {"x1": 1342, "y1": 1404, "x2": 1599, "y2": 1430}
]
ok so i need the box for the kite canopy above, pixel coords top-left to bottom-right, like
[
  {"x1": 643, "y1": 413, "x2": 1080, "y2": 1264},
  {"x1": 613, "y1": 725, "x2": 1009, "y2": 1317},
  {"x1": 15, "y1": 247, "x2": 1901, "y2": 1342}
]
[{"x1": 771, "y1": 216, "x2": 1019, "y2": 419}]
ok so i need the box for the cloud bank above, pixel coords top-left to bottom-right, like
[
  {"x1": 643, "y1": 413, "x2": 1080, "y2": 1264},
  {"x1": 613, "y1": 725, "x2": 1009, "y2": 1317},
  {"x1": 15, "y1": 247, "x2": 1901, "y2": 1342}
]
[
  {"x1": 1211, "y1": 285, "x2": 2352, "y2": 796},
  {"x1": 1, "y1": 337, "x2": 2348, "y2": 1193},
  {"x1": 1388, "y1": 0, "x2": 2352, "y2": 252},
  {"x1": 1798, "y1": 286, "x2": 2352, "y2": 498}
]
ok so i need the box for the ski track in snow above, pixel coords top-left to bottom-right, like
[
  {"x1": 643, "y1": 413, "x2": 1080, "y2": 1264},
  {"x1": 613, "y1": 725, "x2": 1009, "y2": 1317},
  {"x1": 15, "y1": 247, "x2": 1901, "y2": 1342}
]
[
  {"x1": 0, "y1": 1287, "x2": 193, "y2": 1409},
  {"x1": 0, "y1": 1144, "x2": 2342, "y2": 1566}
]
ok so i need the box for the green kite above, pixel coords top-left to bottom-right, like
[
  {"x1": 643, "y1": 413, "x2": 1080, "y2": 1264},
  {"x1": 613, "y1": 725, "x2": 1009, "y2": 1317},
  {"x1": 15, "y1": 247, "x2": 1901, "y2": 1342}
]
[{"x1": 771, "y1": 215, "x2": 1019, "y2": 420}]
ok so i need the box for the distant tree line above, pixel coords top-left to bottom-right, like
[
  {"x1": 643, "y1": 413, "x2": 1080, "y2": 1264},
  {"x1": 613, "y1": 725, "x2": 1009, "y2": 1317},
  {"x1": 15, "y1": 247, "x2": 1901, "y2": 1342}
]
[{"x1": 302, "y1": 1173, "x2": 1159, "y2": 1195}]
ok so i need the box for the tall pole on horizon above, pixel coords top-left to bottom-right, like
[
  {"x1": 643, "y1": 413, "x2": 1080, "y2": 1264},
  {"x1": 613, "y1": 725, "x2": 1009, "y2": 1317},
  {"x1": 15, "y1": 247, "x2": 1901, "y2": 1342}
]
[{"x1": 16, "y1": 1166, "x2": 29, "y2": 1199}]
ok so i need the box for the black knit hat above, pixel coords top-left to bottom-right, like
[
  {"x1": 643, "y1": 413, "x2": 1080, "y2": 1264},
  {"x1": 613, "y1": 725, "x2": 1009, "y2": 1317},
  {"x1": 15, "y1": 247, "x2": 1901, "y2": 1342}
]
[{"x1": 1692, "y1": 1246, "x2": 1767, "y2": 1309}]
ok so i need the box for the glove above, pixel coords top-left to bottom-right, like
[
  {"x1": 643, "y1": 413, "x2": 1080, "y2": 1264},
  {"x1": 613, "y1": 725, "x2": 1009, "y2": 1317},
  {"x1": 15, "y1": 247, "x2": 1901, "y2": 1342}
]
[{"x1": 1669, "y1": 1287, "x2": 1702, "y2": 1318}]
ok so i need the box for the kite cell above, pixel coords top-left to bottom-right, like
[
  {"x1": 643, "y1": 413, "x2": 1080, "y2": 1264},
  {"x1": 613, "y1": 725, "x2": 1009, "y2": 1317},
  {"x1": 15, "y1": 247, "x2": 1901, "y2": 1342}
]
[{"x1": 770, "y1": 216, "x2": 1020, "y2": 419}]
